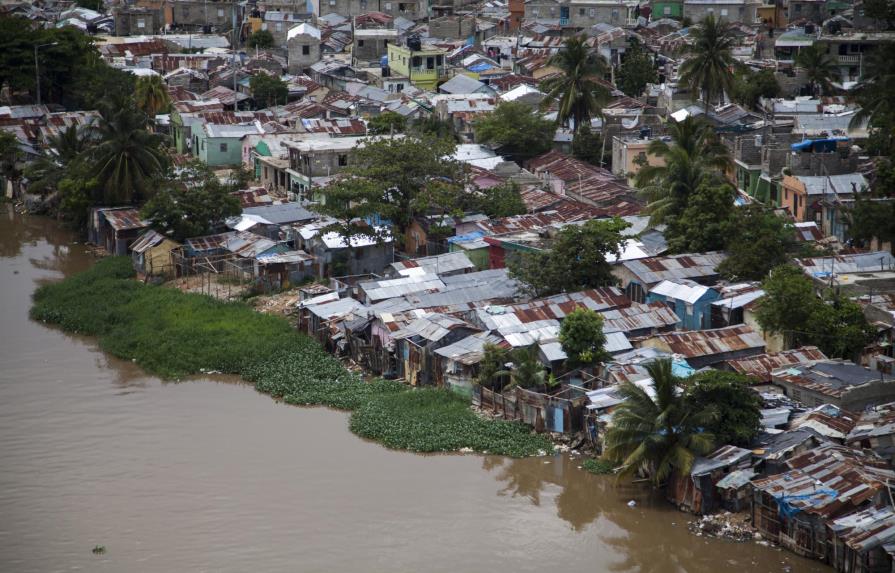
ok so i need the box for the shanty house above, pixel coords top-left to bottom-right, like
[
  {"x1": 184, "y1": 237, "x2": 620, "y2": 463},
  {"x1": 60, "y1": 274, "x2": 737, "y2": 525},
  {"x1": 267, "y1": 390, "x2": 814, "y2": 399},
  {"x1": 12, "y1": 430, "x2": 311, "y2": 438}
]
[
  {"x1": 639, "y1": 325, "x2": 766, "y2": 369},
  {"x1": 392, "y1": 313, "x2": 480, "y2": 386},
  {"x1": 434, "y1": 332, "x2": 506, "y2": 396},
  {"x1": 613, "y1": 252, "x2": 727, "y2": 303},
  {"x1": 386, "y1": 252, "x2": 476, "y2": 279},
  {"x1": 668, "y1": 445, "x2": 753, "y2": 514},
  {"x1": 724, "y1": 346, "x2": 829, "y2": 384},
  {"x1": 647, "y1": 279, "x2": 720, "y2": 330},
  {"x1": 828, "y1": 505, "x2": 895, "y2": 573},
  {"x1": 130, "y1": 229, "x2": 180, "y2": 279},
  {"x1": 847, "y1": 403, "x2": 895, "y2": 464},
  {"x1": 89, "y1": 207, "x2": 149, "y2": 256},
  {"x1": 771, "y1": 360, "x2": 895, "y2": 411},
  {"x1": 751, "y1": 444, "x2": 895, "y2": 561}
]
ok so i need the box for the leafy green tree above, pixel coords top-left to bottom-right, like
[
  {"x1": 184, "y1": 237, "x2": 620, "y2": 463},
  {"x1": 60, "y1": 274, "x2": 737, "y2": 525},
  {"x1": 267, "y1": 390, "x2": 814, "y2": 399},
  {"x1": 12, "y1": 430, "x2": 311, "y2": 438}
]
[
  {"x1": 851, "y1": 46, "x2": 895, "y2": 155},
  {"x1": 665, "y1": 180, "x2": 734, "y2": 253},
  {"x1": 135, "y1": 75, "x2": 172, "y2": 118},
  {"x1": 411, "y1": 115, "x2": 458, "y2": 141},
  {"x1": 679, "y1": 14, "x2": 737, "y2": 110},
  {"x1": 141, "y1": 162, "x2": 241, "y2": 242},
  {"x1": 559, "y1": 308, "x2": 609, "y2": 367},
  {"x1": 473, "y1": 101, "x2": 555, "y2": 162},
  {"x1": 367, "y1": 111, "x2": 407, "y2": 135},
  {"x1": 863, "y1": 0, "x2": 895, "y2": 29},
  {"x1": 795, "y1": 44, "x2": 838, "y2": 97},
  {"x1": 755, "y1": 265, "x2": 819, "y2": 349},
  {"x1": 718, "y1": 205, "x2": 797, "y2": 280},
  {"x1": 571, "y1": 123, "x2": 609, "y2": 167},
  {"x1": 805, "y1": 294, "x2": 876, "y2": 359},
  {"x1": 317, "y1": 135, "x2": 461, "y2": 235},
  {"x1": 90, "y1": 97, "x2": 169, "y2": 205},
  {"x1": 508, "y1": 218, "x2": 629, "y2": 297},
  {"x1": 0, "y1": 130, "x2": 23, "y2": 196},
  {"x1": 250, "y1": 73, "x2": 288, "y2": 109},
  {"x1": 540, "y1": 35, "x2": 610, "y2": 128},
  {"x1": 730, "y1": 68, "x2": 781, "y2": 110},
  {"x1": 57, "y1": 163, "x2": 99, "y2": 227},
  {"x1": 683, "y1": 371, "x2": 761, "y2": 446},
  {"x1": 847, "y1": 193, "x2": 895, "y2": 251},
  {"x1": 470, "y1": 182, "x2": 527, "y2": 218},
  {"x1": 616, "y1": 41, "x2": 657, "y2": 98},
  {"x1": 476, "y1": 343, "x2": 512, "y2": 390},
  {"x1": 502, "y1": 345, "x2": 548, "y2": 390},
  {"x1": 247, "y1": 30, "x2": 275, "y2": 49},
  {"x1": 603, "y1": 359, "x2": 716, "y2": 485},
  {"x1": 634, "y1": 115, "x2": 731, "y2": 224}
]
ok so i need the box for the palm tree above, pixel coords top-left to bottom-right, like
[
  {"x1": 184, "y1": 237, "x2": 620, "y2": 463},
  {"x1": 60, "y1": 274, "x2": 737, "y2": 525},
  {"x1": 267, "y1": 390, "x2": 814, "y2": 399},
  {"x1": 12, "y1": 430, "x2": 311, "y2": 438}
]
[
  {"x1": 850, "y1": 44, "x2": 895, "y2": 151},
  {"x1": 501, "y1": 345, "x2": 548, "y2": 390},
  {"x1": 90, "y1": 98, "x2": 169, "y2": 205},
  {"x1": 795, "y1": 44, "x2": 838, "y2": 97},
  {"x1": 134, "y1": 75, "x2": 172, "y2": 118},
  {"x1": 678, "y1": 14, "x2": 737, "y2": 111},
  {"x1": 540, "y1": 35, "x2": 610, "y2": 130},
  {"x1": 603, "y1": 359, "x2": 716, "y2": 486},
  {"x1": 24, "y1": 124, "x2": 94, "y2": 195},
  {"x1": 0, "y1": 130, "x2": 23, "y2": 198},
  {"x1": 634, "y1": 115, "x2": 731, "y2": 223}
]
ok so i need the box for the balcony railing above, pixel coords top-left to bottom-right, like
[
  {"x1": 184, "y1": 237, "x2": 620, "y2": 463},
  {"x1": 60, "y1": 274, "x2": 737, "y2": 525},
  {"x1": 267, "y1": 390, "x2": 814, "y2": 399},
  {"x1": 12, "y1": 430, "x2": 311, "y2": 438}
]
[{"x1": 835, "y1": 54, "x2": 860, "y2": 64}]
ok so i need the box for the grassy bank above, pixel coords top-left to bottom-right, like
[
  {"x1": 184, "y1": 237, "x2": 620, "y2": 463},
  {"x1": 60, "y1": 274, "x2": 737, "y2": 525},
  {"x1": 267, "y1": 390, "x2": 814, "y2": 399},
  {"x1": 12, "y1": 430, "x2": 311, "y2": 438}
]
[{"x1": 31, "y1": 257, "x2": 551, "y2": 457}]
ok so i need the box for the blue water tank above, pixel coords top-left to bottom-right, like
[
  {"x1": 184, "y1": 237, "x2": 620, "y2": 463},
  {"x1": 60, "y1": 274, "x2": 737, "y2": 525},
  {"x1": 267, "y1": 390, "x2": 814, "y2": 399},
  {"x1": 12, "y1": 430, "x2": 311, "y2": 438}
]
[{"x1": 380, "y1": 55, "x2": 388, "y2": 67}]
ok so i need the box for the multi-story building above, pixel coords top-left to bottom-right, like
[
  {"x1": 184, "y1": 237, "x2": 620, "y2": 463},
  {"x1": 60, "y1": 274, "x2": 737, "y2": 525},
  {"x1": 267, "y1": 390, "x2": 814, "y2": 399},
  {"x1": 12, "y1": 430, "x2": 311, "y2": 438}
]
[
  {"x1": 523, "y1": 0, "x2": 639, "y2": 28},
  {"x1": 318, "y1": 0, "x2": 425, "y2": 19},
  {"x1": 287, "y1": 23, "x2": 322, "y2": 74},
  {"x1": 816, "y1": 30, "x2": 895, "y2": 84},
  {"x1": 681, "y1": 0, "x2": 760, "y2": 23},
  {"x1": 113, "y1": 6, "x2": 164, "y2": 35},
  {"x1": 170, "y1": 0, "x2": 237, "y2": 31},
  {"x1": 386, "y1": 40, "x2": 449, "y2": 90}
]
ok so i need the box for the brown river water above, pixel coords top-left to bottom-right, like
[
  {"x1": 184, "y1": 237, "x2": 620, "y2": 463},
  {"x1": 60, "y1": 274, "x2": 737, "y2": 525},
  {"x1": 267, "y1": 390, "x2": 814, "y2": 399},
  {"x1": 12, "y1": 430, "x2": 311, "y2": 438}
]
[{"x1": 0, "y1": 205, "x2": 832, "y2": 573}]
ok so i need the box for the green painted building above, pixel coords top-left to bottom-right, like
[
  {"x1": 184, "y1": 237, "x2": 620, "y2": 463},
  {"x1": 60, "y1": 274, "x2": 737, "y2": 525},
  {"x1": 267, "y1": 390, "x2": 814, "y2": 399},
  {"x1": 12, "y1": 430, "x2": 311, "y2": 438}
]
[
  {"x1": 652, "y1": 0, "x2": 683, "y2": 19},
  {"x1": 192, "y1": 122, "x2": 264, "y2": 167}
]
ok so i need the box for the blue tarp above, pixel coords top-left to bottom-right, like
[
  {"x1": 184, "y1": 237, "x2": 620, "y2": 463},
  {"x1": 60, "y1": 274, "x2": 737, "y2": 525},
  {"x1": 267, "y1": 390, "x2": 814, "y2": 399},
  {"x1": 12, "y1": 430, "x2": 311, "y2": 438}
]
[
  {"x1": 447, "y1": 230, "x2": 486, "y2": 244},
  {"x1": 791, "y1": 137, "x2": 849, "y2": 153},
  {"x1": 468, "y1": 62, "x2": 493, "y2": 73},
  {"x1": 775, "y1": 488, "x2": 838, "y2": 519}
]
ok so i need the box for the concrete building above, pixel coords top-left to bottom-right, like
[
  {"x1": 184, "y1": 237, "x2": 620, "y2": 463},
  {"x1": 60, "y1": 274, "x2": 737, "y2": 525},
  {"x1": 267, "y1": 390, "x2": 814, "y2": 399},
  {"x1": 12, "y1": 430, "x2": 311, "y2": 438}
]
[
  {"x1": 318, "y1": 0, "x2": 426, "y2": 19},
  {"x1": 772, "y1": 360, "x2": 895, "y2": 411},
  {"x1": 287, "y1": 23, "x2": 322, "y2": 74},
  {"x1": 353, "y1": 27, "x2": 399, "y2": 67},
  {"x1": 681, "y1": 0, "x2": 760, "y2": 22},
  {"x1": 386, "y1": 41, "x2": 449, "y2": 90},
  {"x1": 170, "y1": 0, "x2": 237, "y2": 31},
  {"x1": 260, "y1": 11, "x2": 315, "y2": 46},
  {"x1": 523, "y1": 0, "x2": 639, "y2": 28},
  {"x1": 611, "y1": 135, "x2": 665, "y2": 185},
  {"x1": 283, "y1": 135, "x2": 401, "y2": 195},
  {"x1": 114, "y1": 6, "x2": 164, "y2": 35},
  {"x1": 193, "y1": 122, "x2": 266, "y2": 166}
]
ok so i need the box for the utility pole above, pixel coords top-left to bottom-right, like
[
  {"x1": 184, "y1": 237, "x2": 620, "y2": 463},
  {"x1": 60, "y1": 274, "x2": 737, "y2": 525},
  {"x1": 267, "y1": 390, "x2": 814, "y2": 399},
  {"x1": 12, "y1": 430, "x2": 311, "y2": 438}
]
[
  {"x1": 232, "y1": 0, "x2": 239, "y2": 107},
  {"x1": 34, "y1": 42, "x2": 58, "y2": 107}
]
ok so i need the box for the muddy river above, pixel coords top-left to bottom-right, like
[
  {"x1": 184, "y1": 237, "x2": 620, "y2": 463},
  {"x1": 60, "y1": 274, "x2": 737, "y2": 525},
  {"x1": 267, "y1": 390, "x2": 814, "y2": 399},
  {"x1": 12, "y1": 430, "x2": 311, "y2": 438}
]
[{"x1": 0, "y1": 206, "x2": 831, "y2": 572}]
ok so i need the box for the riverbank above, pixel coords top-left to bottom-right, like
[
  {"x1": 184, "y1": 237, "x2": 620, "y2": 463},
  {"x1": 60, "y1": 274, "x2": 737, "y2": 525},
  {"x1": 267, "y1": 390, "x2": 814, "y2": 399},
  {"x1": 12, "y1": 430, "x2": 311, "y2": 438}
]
[{"x1": 30, "y1": 256, "x2": 553, "y2": 457}]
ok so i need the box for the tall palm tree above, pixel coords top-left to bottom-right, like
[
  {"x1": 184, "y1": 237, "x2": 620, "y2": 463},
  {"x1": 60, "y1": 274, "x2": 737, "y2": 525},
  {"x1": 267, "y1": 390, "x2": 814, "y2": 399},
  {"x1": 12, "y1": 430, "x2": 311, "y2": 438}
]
[
  {"x1": 603, "y1": 359, "x2": 716, "y2": 486},
  {"x1": 90, "y1": 97, "x2": 168, "y2": 205},
  {"x1": 24, "y1": 124, "x2": 94, "y2": 195},
  {"x1": 500, "y1": 345, "x2": 548, "y2": 390},
  {"x1": 634, "y1": 115, "x2": 731, "y2": 223},
  {"x1": 540, "y1": 35, "x2": 609, "y2": 130},
  {"x1": 678, "y1": 14, "x2": 737, "y2": 111},
  {"x1": 795, "y1": 44, "x2": 838, "y2": 97},
  {"x1": 134, "y1": 75, "x2": 172, "y2": 118},
  {"x1": 850, "y1": 44, "x2": 895, "y2": 151}
]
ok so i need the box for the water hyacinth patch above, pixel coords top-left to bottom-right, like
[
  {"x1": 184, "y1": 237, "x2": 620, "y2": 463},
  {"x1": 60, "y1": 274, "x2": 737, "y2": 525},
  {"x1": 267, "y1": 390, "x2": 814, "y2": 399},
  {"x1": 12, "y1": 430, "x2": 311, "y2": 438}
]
[{"x1": 31, "y1": 257, "x2": 549, "y2": 457}]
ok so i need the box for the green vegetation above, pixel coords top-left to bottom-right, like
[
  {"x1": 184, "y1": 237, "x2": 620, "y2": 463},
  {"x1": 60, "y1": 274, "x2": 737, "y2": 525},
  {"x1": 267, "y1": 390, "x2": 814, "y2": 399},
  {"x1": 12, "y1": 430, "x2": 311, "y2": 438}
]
[
  {"x1": 135, "y1": 75, "x2": 172, "y2": 118},
  {"x1": 571, "y1": 123, "x2": 610, "y2": 168},
  {"x1": 350, "y1": 389, "x2": 552, "y2": 456},
  {"x1": 31, "y1": 258, "x2": 550, "y2": 457},
  {"x1": 250, "y1": 73, "x2": 288, "y2": 109},
  {"x1": 718, "y1": 205, "x2": 798, "y2": 281},
  {"x1": 679, "y1": 14, "x2": 737, "y2": 110},
  {"x1": 247, "y1": 30, "x2": 275, "y2": 49},
  {"x1": 683, "y1": 370, "x2": 761, "y2": 446},
  {"x1": 540, "y1": 35, "x2": 609, "y2": 128},
  {"x1": 367, "y1": 111, "x2": 407, "y2": 134},
  {"x1": 559, "y1": 308, "x2": 609, "y2": 367},
  {"x1": 582, "y1": 458, "x2": 616, "y2": 475},
  {"x1": 615, "y1": 40, "x2": 657, "y2": 98},
  {"x1": 794, "y1": 44, "x2": 838, "y2": 97},
  {"x1": 473, "y1": 101, "x2": 555, "y2": 162},
  {"x1": 851, "y1": 45, "x2": 895, "y2": 154},
  {"x1": 508, "y1": 217, "x2": 629, "y2": 297},
  {"x1": 603, "y1": 359, "x2": 716, "y2": 486},
  {"x1": 730, "y1": 68, "x2": 781, "y2": 110}
]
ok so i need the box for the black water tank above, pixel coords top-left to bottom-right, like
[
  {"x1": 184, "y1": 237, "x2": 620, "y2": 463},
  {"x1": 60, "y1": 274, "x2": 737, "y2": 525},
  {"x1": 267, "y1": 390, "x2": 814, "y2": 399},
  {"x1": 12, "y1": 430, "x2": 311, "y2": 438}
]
[{"x1": 407, "y1": 36, "x2": 421, "y2": 51}]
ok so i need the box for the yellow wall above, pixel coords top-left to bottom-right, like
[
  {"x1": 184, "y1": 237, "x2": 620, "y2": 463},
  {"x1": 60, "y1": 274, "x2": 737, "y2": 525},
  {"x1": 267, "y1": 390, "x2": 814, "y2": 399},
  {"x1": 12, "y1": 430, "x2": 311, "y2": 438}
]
[{"x1": 387, "y1": 44, "x2": 448, "y2": 90}]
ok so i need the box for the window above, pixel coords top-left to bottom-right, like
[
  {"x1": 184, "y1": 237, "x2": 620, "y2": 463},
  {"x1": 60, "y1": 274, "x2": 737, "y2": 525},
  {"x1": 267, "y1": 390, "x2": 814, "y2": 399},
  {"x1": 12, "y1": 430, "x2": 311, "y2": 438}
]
[
  {"x1": 589, "y1": 7, "x2": 596, "y2": 16},
  {"x1": 611, "y1": 8, "x2": 619, "y2": 20},
  {"x1": 137, "y1": 18, "x2": 145, "y2": 28},
  {"x1": 396, "y1": 83, "x2": 404, "y2": 91},
  {"x1": 435, "y1": 55, "x2": 443, "y2": 66},
  {"x1": 664, "y1": 6, "x2": 671, "y2": 14},
  {"x1": 412, "y1": 55, "x2": 422, "y2": 67},
  {"x1": 338, "y1": 154, "x2": 348, "y2": 166},
  {"x1": 794, "y1": 3, "x2": 801, "y2": 11},
  {"x1": 302, "y1": 44, "x2": 310, "y2": 55},
  {"x1": 357, "y1": 39, "x2": 365, "y2": 47},
  {"x1": 720, "y1": 8, "x2": 728, "y2": 15},
  {"x1": 330, "y1": 0, "x2": 336, "y2": 5},
  {"x1": 531, "y1": 7, "x2": 539, "y2": 16},
  {"x1": 579, "y1": 8, "x2": 585, "y2": 15},
  {"x1": 738, "y1": 6, "x2": 744, "y2": 15},
  {"x1": 426, "y1": 56, "x2": 434, "y2": 69},
  {"x1": 217, "y1": 8, "x2": 224, "y2": 17},
  {"x1": 276, "y1": 23, "x2": 283, "y2": 31},
  {"x1": 220, "y1": 143, "x2": 228, "y2": 153},
  {"x1": 385, "y1": 1, "x2": 392, "y2": 9}
]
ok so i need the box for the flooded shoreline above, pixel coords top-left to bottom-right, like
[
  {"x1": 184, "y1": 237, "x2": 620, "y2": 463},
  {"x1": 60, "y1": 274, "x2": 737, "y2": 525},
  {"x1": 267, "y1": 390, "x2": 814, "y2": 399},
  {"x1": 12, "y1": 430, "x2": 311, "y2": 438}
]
[{"x1": 0, "y1": 206, "x2": 831, "y2": 572}]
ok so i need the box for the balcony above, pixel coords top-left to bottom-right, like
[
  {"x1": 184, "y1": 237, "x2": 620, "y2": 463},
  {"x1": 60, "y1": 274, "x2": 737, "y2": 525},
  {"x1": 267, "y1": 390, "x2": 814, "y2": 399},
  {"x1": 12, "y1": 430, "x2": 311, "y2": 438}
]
[{"x1": 834, "y1": 54, "x2": 860, "y2": 65}]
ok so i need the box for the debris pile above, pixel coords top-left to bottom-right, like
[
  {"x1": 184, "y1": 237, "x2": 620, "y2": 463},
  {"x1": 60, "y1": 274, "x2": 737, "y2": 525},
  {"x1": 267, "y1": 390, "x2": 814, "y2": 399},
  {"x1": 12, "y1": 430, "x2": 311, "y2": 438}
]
[{"x1": 688, "y1": 512, "x2": 755, "y2": 542}]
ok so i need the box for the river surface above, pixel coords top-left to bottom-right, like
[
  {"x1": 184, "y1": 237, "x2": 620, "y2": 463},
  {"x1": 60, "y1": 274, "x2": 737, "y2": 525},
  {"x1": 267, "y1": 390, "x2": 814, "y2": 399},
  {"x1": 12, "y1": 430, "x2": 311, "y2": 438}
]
[{"x1": 0, "y1": 206, "x2": 831, "y2": 573}]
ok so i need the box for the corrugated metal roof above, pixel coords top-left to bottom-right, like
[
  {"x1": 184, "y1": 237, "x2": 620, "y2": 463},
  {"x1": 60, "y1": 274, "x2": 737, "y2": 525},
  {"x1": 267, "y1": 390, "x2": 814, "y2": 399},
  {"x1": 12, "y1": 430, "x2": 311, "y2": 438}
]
[
  {"x1": 830, "y1": 506, "x2": 895, "y2": 553},
  {"x1": 772, "y1": 360, "x2": 885, "y2": 398},
  {"x1": 650, "y1": 280, "x2": 712, "y2": 304},
  {"x1": 360, "y1": 273, "x2": 446, "y2": 302},
  {"x1": 102, "y1": 208, "x2": 148, "y2": 232},
  {"x1": 620, "y1": 251, "x2": 727, "y2": 286},
  {"x1": 647, "y1": 325, "x2": 765, "y2": 359},
  {"x1": 847, "y1": 403, "x2": 895, "y2": 443},
  {"x1": 434, "y1": 332, "x2": 505, "y2": 365},
  {"x1": 690, "y1": 445, "x2": 752, "y2": 476},
  {"x1": 600, "y1": 302, "x2": 680, "y2": 334},
  {"x1": 726, "y1": 346, "x2": 827, "y2": 383},
  {"x1": 392, "y1": 313, "x2": 475, "y2": 342},
  {"x1": 796, "y1": 251, "x2": 895, "y2": 276},
  {"x1": 389, "y1": 252, "x2": 475, "y2": 277}
]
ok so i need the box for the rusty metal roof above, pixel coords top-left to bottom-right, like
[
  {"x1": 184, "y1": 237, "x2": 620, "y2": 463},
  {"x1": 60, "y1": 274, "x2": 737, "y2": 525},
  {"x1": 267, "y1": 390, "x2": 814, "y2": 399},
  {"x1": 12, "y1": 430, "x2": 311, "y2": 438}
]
[
  {"x1": 300, "y1": 118, "x2": 367, "y2": 136},
  {"x1": 752, "y1": 443, "x2": 895, "y2": 519},
  {"x1": 726, "y1": 346, "x2": 828, "y2": 383},
  {"x1": 101, "y1": 208, "x2": 148, "y2": 231},
  {"x1": 619, "y1": 251, "x2": 728, "y2": 286},
  {"x1": 648, "y1": 325, "x2": 765, "y2": 359},
  {"x1": 830, "y1": 505, "x2": 895, "y2": 553},
  {"x1": 772, "y1": 360, "x2": 886, "y2": 399},
  {"x1": 792, "y1": 404, "x2": 859, "y2": 439},
  {"x1": 600, "y1": 302, "x2": 680, "y2": 334}
]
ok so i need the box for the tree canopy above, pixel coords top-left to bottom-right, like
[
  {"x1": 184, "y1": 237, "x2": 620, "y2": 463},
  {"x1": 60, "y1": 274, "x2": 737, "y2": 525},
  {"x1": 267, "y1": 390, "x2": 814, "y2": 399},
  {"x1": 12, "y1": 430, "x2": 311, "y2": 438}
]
[
  {"x1": 679, "y1": 14, "x2": 737, "y2": 109},
  {"x1": 571, "y1": 123, "x2": 609, "y2": 167},
  {"x1": 247, "y1": 30, "x2": 275, "y2": 49},
  {"x1": 795, "y1": 44, "x2": 838, "y2": 97},
  {"x1": 540, "y1": 35, "x2": 609, "y2": 128},
  {"x1": 250, "y1": 73, "x2": 288, "y2": 109},
  {"x1": 683, "y1": 371, "x2": 761, "y2": 446},
  {"x1": 603, "y1": 359, "x2": 716, "y2": 485},
  {"x1": 508, "y1": 218, "x2": 629, "y2": 297},
  {"x1": 730, "y1": 68, "x2": 781, "y2": 110},
  {"x1": 473, "y1": 101, "x2": 555, "y2": 162},
  {"x1": 367, "y1": 111, "x2": 407, "y2": 135},
  {"x1": 665, "y1": 180, "x2": 735, "y2": 253},
  {"x1": 718, "y1": 206, "x2": 798, "y2": 281},
  {"x1": 616, "y1": 40, "x2": 657, "y2": 98},
  {"x1": 559, "y1": 308, "x2": 610, "y2": 367},
  {"x1": 141, "y1": 161, "x2": 241, "y2": 242},
  {"x1": 135, "y1": 75, "x2": 172, "y2": 118}
]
